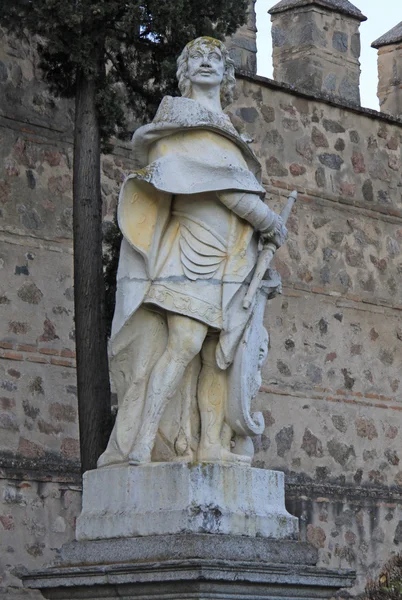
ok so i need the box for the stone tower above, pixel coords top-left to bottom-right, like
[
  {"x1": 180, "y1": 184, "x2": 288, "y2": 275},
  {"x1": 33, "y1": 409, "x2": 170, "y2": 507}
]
[
  {"x1": 372, "y1": 21, "x2": 402, "y2": 118},
  {"x1": 226, "y1": 0, "x2": 257, "y2": 74},
  {"x1": 268, "y1": 0, "x2": 366, "y2": 104}
]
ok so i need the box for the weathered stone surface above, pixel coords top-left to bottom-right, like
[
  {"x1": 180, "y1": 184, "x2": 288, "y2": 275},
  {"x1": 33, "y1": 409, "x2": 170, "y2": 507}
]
[
  {"x1": 24, "y1": 543, "x2": 355, "y2": 600},
  {"x1": 296, "y1": 136, "x2": 314, "y2": 162},
  {"x1": 239, "y1": 106, "x2": 259, "y2": 123},
  {"x1": 277, "y1": 359, "x2": 292, "y2": 376},
  {"x1": 0, "y1": 413, "x2": 19, "y2": 432},
  {"x1": 384, "y1": 449, "x2": 399, "y2": 466},
  {"x1": 369, "y1": 158, "x2": 391, "y2": 182},
  {"x1": 275, "y1": 426, "x2": 294, "y2": 457},
  {"x1": 327, "y1": 439, "x2": 355, "y2": 466},
  {"x1": 351, "y1": 33, "x2": 361, "y2": 59},
  {"x1": 289, "y1": 163, "x2": 306, "y2": 176},
  {"x1": 349, "y1": 130, "x2": 360, "y2": 143},
  {"x1": 17, "y1": 282, "x2": 43, "y2": 304},
  {"x1": 312, "y1": 127, "x2": 329, "y2": 148},
  {"x1": 334, "y1": 138, "x2": 345, "y2": 152},
  {"x1": 351, "y1": 151, "x2": 365, "y2": 173},
  {"x1": 283, "y1": 117, "x2": 300, "y2": 131},
  {"x1": 76, "y1": 464, "x2": 299, "y2": 541},
  {"x1": 60, "y1": 534, "x2": 319, "y2": 566},
  {"x1": 318, "y1": 153, "x2": 344, "y2": 170},
  {"x1": 269, "y1": 0, "x2": 366, "y2": 21},
  {"x1": 315, "y1": 166, "x2": 326, "y2": 187},
  {"x1": 362, "y1": 179, "x2": 374, "y2": 202},
  {"x1": 301, "y1": 429, "x2": 323, "y2": 457},
  {"x1": 306, "y1": 363, "x2": 323, "y2": 383},
  {"x1": 61, "y1": 438, "x2": 80, "y2": 460},
  {"x1": 305, "y1": 232, "x2": 319, "y2": 254},
  {"x1": 307, "y1": 524, "x2": 326, "y2": 549},
  {"x1": 332, "y1": 415, "x2": 347, "y2": 433},
  {"x1": 266, "y1": 156, "x2": 288, "y2": 176},
  {"x1": 332, "y1": 31, "x2": 348, "y2": 53},
  {"x1": 261, "y1": 105, "x2": 276, "y2": 123},
  {"x1": 263, "y1": 129, "x2": 284, "y2": 150},
  {"x1": 323, "y1": 119, "x2": 345, "y2": 133},
  {"x1": 49, "y1": 403, "x2": 76, "y2": 423},
  {"x1": 355, "y1": 418, "x2": 378, "y2": 440}
]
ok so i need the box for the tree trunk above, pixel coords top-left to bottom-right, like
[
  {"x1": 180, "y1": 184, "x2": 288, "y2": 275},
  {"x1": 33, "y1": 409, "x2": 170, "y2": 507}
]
[{"x1": 73, "y1": 66, "x2": 111, "y2": 474}]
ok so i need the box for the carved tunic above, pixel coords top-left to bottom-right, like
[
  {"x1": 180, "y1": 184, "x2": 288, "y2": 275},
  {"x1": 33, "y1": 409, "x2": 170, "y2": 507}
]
[
  {"x1": 144, "y1": 199, "x2": 229, "y2": 328},
  {"x1": 142, "y1": 126, "x2": 251, "y2": 328}
]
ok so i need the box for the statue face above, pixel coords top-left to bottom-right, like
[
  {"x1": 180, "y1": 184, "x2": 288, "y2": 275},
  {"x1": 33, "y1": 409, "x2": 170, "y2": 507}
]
[{"x1": 187, "y1": 43, "x2": 225, "y2": 89}]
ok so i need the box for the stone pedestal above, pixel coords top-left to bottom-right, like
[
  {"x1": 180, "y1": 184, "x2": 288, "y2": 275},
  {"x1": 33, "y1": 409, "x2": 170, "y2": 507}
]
[
  {"x1": 76, "y1": 463, "x2": 299, "y2": 540},
  {"x1": 24, "y1": 463, "x2": 355, "y2": 599},
  {"x1": 24, "y1": 534, "x2": 355, "y2": 599}
]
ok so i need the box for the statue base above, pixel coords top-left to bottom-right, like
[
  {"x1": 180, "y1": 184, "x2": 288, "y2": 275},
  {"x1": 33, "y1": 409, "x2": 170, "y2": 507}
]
[
  {"x1": 75, "y1": 462, "x2": 299, "y2": 541},
  {"x1": 24, "y1": 533, "x2": 355, "y2": 599},
  {"x1": 24, "y1": 463, "x2": 355, "y2": 598}
]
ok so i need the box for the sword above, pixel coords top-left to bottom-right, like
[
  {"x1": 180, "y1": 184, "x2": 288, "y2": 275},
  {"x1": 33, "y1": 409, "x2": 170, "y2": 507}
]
[{"x1": 243, "y1": 190, "x2": 297, "y2": 310}]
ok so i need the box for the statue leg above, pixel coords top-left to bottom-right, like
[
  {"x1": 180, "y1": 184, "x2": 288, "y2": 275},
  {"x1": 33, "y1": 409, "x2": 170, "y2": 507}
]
[
  {"x1": 129, "y1": 314, "x2": 208, "y2": 465},
  {"x1": 97, "y1": 308, "x2": 167, "y2": 469},
  {"x1": 197, "y1": 336, "x2": 251, "y2": 465}
]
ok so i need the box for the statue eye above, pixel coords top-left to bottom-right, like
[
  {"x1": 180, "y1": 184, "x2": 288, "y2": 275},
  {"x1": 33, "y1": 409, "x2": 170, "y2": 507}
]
[
  {"x1": 190, "y1": 52, "x2": 202, "y2": 59},
  {"x1": 209, "y1": 52, "x2": 221, "y2": 60}
]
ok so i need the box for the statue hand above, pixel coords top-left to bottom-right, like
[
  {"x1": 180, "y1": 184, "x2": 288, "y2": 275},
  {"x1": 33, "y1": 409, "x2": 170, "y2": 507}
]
[{"x1": 260, "y1": 214, "x2": 288, "y2": 249}]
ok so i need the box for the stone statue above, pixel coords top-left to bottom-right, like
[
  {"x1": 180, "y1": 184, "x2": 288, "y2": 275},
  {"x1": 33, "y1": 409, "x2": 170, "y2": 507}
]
[{"x1": 97, "y1": 36, "x2": 289, "y2": 469}]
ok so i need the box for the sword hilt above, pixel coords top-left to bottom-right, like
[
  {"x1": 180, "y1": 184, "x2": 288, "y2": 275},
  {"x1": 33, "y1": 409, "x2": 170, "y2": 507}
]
[{"x1": 242, "y1": 190, "x2": 297, "y2": 310}]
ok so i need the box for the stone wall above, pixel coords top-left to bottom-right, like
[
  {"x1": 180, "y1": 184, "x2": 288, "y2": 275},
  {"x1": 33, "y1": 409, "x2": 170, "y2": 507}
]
[
  {"x1": 230, "y1": 74, "x2": 402, "y2": 592},
  {"x1": 1, "y1": 28, "x2": 402, "y2": 599}
]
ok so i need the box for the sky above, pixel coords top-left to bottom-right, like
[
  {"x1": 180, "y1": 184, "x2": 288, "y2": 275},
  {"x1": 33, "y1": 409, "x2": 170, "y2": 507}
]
[{"x1": 255, "y1": 0, "x2": 400, "y2": 110}]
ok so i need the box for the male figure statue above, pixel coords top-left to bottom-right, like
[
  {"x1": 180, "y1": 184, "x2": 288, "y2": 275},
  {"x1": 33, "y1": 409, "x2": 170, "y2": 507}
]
[{"x1": 97, "y1": 37, "x2": 287, "y2": 468}]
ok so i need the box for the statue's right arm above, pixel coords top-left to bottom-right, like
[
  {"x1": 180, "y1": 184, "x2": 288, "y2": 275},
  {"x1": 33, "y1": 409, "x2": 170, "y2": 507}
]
[{"x1": 217, "y1": 191, "x2": 287, "y2": 248}]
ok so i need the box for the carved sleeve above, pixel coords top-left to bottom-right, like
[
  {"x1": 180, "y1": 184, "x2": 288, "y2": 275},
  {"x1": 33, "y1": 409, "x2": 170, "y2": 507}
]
[{"x1": 216, "y1": 191, "x2": 279, "y2": 233}]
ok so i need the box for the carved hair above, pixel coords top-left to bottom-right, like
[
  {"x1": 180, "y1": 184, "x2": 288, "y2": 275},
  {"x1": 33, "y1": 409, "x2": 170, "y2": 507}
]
[{"x1": 176, "y1": 37, "x2": 236, "y2": 108}]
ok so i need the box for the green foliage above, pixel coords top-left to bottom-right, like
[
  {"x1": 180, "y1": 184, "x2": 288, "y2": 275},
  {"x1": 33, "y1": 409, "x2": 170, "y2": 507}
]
[
  {"x1": 0, "y1": 0, "x2": 249, "y2": 137},
  {"x1": 364, "y1": 554, "x2": 402, "y2": 600}
]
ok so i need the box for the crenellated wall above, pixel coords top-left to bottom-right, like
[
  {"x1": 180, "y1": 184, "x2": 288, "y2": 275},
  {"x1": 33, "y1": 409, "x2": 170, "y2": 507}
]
[{"x1": 1, "y1": 5, "x2": 402, "y2": 598}]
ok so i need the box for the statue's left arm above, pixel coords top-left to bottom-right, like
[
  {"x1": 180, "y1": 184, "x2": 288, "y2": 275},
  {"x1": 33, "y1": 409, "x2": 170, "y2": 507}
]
[{"x1": 217, "y1": 191, "x2": 288, "y2": 248}]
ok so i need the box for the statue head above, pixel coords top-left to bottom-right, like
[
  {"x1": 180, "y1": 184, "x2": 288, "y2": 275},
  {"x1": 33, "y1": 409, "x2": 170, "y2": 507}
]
[{"x1": 176, "y1": 37, "x2": 236, "y2": 108}]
